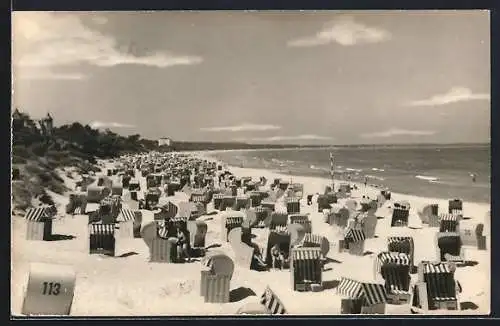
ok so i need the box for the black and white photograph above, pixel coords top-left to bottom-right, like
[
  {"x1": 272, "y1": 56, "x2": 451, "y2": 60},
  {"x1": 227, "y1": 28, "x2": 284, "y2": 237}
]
[{"x1": 11, "y1": 10, "x2": 490, "y2": 316}]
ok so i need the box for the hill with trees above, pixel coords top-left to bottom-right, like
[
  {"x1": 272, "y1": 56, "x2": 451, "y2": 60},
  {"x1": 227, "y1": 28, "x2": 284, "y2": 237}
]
[{"x1": 10, "y1": 110, "x2": 308, "y2": 212}]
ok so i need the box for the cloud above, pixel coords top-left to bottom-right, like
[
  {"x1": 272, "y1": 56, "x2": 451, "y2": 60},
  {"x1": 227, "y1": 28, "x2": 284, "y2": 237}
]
[
  {"x1": 200, "y1": 123, "x2": 282, "y2": 132},
  {"x1": 16, "y1": 71, "x2": 88, "y2": 80},
  {"x1": 89, "y1": 121, "x2": 135, "y2": 129},
  {"x1": 360, "y1": 128, "x2": 436, "y2": 138},
  {"x1": 287, "y1": 16, "x2": 391, "y2": 48},
  {"x1": 407, "y1": 87, "x2": 490, "y2": 106},
  {"x1": 12, "y1": 12, "x2": 203, "y2": 69},
  {"x1": 235, "y1": 134, "x2": 334, "y2": 142}
]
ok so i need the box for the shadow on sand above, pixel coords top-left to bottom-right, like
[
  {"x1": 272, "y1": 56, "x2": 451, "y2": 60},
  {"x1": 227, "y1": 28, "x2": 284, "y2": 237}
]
[
  {"x1": 48, "y1": 234, "x2": 76, "y2": 241},
  {"x1": 460, "y1": 301, "x2": 479, "y2": 310},
  {"x1": 205, "y1": 244, "x2": 222, "y2": 250},
  {"x1": 458, "y1": 260, "x2": 479, "y2": 268},
  {"x1": 322, "y1": 280, "x2": 340, "y2": 290},
  {"x1": 117, "y1": 252, "x2": 139, "y2": 258},
  {"x1": 325, "y1": 257, "x2": 342, "y2": 264},
  {"x1": 230, "y1": 287, "x2": 256, "y2": 303}
]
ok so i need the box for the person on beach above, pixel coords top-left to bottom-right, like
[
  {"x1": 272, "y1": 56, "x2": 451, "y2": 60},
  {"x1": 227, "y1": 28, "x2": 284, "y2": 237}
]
[
  {"x1": 364, "y1": 176, "x2": 368, "y2": 187},
  {"x1": 176, "y1": 226, "x2": 191, "y2": 263},
  {"x1": 250, "y1": 245, "x2": 267, "y2": 271},
  {"x1": 270, "y1": 244, "x2": 285, "y2": 270},
  {"x1": 471, "y1": 173, "x2": 477, "y2": 183}
]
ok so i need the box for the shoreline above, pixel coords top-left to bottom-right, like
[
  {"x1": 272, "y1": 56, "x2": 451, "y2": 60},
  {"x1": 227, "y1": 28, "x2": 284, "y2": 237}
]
[{"x1": 194, "y1": 151, "x2": 491, "y2": 216}]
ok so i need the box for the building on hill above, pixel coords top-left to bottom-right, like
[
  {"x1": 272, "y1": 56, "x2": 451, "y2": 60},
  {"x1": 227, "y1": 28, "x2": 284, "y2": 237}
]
[
  {"x1": 39, "y1": 113, "x2": 54, "y2": 136},
  {"x1": 12, "y1": 108, "x2": 25, "y2": 130},
  {"x1": 158, "y1": 137, "x2": 172, "y2": 147}
]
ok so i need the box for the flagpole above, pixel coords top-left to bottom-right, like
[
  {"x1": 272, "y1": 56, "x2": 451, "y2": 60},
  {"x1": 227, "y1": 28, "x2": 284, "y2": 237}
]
[{"x1": 329, "y1": 152, "x2": 335, "y2": 192}]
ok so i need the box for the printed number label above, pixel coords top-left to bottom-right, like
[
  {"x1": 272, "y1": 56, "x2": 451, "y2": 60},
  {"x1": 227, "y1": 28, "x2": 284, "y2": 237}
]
[{"x1": 42, "y1": 282, "x2": 61, "y2": 295}]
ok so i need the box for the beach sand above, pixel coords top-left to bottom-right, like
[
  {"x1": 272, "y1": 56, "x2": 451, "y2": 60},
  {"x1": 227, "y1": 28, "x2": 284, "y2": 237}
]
[{"x1": 11, "y1": 153, "x2": 491, "y2": 316}]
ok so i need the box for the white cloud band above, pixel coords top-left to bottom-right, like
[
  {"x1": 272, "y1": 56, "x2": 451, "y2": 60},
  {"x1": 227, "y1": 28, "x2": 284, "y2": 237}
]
[
  {"x1": 360, "y1": 128, "x2": 436, "y2": 138},
  {"x1": 407, "y1": 87, "x2": 490, "y2": 107},
  {"x1": 200, "y1": 123, "x2": 282, "y2": 132},
  {"x1": 288, "y1": 16, "x2": 391, "y2": 48},
  {"x1": 90, "y1": 121, "x2": 135, "y2": 129}
]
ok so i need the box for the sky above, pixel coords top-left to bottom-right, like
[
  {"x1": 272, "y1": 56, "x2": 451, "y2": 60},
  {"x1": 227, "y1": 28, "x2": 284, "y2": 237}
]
[{"x1": 12, "y1": 10, "x2": 490, "y2": 145}]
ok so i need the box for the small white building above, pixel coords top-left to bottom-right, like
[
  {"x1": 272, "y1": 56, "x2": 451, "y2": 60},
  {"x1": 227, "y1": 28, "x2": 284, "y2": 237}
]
[{"x1": 158, "y1": 137, "x2": 172, "y2": 147}]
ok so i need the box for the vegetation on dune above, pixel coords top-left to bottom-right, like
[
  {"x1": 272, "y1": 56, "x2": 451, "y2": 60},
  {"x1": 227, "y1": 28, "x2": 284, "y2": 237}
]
[
  {"x1": 10, "y1": 109, "x2": 318, "y2": 213},
  {"x1": 11, "y1": 110, "x2": 154, "y2": 212}
]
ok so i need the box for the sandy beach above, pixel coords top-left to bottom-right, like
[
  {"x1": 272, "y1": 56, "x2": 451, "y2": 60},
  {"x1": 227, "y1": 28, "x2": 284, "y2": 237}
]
[{"x1": 11, "y1": 151, "x2": 490, "y2": 316}]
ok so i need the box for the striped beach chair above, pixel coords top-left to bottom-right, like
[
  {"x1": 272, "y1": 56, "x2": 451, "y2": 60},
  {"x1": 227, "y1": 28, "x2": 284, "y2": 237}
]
[
  {"x1": 337, "y1": 277, "x2": 365, "y2": 314},
  {"x1": 374, "y1": 252, "x2": 412, "y2": 304},
  {"x1": 359, "y1": 282, "x2": 388, "y2": 314},
  {"x1": 436, "y1": 232, "x2": 465, "y2": 263},
  {"x1": 164, "y1": 182, "x2": 180, "y2": 196},
  {"x1": 88, "y1": 223, "x2": 115, "y2": 256},
  {"x1": 290, "y1": 247, "x2": 322, "y2": 291},
  {"x1": 248, "y1": 191, "x2": 262, "y2": 207},
  {"x1": 387, "y1": 236, "x2": 415, "y2": 269},
  {"x1": 158, "y1": 220, "x2": 187, "y2": 260},
  {"x1": 391, "y1": 207, "x2": 409, "y2": 227},
  {"x1": 459, "y1": 222, "x2": 487, "y2": 250},
  {"x1": 448, "y1": 199, "x2": 463, "y2": 214},
  {"x1": 212, "y1": 194, "x2": 225, "y2": 210},
  {"x1": 343, "y1": 227, "x2": 365, "y2": 256},
  {"x1": 264, "y1": 228, "x2": 291, "y2": 268},
  {"x1": 221, "y1": 213, "x2": 244, "y2": 242},
  {"x1": 288, "y1": 214, "x2": 307, "y2": 224},
  {"x1": 234, "y1": 196, "x2": 251, "y2": 211},
  {"x1": 285, "y1": 197, "x2": 300, "y2": 214},
  {"x1": 260, "y1": 286, "x2": 287, "y2": 315},
  {"x1": 261, "y1": 201, "x2": 276, "y2": 212},
  {"x1": 253, "y1": 206, "x2": 270, "y2": 227},
  {"x1": 316, "y1": 194, "x2": 332, "y2": 213},
  {"x1": 301, "y1": 233, "x2": 330, "y2": 257},
  {"x1": 337, "y1": 277, "x2": 388, "y2": 314},
  {"x1": 190, "y1": 191, "x2": 209, "y2": 204},
  {"x1": 269, "y1": 210, "x2": 288, "y2": 228},
  {"x1": 329, "y1": 204, "x2": 349, "y2": 227},
  {"x1": 128, "y1": 180, "x2": 140, "y2": 191},
  {"x1": 24, "y1": 206, "x2": 56, "y2": 241},
  {"x1": 187, "y1": 220, "x2": 207, "y2": 252},
  {"x1": 439, "y1": 214, "x2": 459, "y2": 233},
  {"x1": 115, "y1": 208, "x2": 136, "y2": 238},
  {"x1": 141, "y1": 221, "x2": 178, "y2": 262},
  {"x1": 200, "y1": 252, "x2": 234, "y2": 303},
  {"x1": 220, "y1": 196, "x2": 236, "y2": 211},
  {"x1": 414, "y1": 262, "x2": 460, "y2": 311},
  {"x1": 288, "y1": 214, "x2": 312, "y2": 234},
  {"x1": 229, "y1": 184, "x2": 238, "y2": 196},
  {"x1": 270, "y1": 224, "x2": 289, "y2": 234}
]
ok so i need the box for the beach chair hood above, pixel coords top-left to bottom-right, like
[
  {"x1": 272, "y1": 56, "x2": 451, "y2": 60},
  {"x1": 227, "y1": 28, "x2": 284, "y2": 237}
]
[{"x1": 201, "y1": 251, "x2": 234, "y2": 278}]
